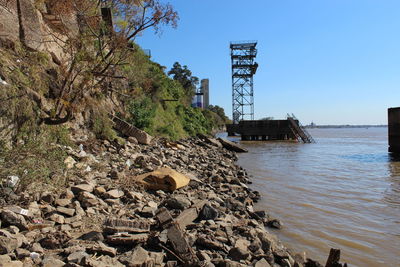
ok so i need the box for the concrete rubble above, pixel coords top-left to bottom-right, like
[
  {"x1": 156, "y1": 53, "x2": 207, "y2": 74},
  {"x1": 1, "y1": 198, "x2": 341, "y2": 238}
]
[{"x1": 0, "y1": 135, "x2": 347, "y2": 267}]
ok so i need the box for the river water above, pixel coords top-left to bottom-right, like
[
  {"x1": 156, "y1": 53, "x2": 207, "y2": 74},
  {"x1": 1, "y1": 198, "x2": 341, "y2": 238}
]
[{"x1": 233, "y1": 127, "x2": 399, "y2": 267}]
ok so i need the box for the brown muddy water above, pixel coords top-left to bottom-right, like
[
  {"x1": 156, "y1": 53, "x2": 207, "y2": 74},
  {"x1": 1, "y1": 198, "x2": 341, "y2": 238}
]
[{"x1": 232, "y1": 127, "x2": 399, "y2": 267}]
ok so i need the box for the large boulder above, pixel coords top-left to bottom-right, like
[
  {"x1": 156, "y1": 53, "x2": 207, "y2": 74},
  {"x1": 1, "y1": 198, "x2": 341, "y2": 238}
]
[{"x1": 18, "y1": 0, "x2": 42, "y2": 50}]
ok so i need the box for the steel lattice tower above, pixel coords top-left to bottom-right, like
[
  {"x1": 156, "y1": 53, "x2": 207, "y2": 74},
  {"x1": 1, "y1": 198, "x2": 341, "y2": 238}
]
[{"x1": 230, "y1": 41, "x2": 258, "y2": 124}]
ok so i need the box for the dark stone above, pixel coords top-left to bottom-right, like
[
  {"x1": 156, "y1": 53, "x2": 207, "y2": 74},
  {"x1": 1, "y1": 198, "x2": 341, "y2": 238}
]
[
  {"x1": 254, "y1": 211, "x2": 266, "y2": 218},
  {"x1": 0, "y1": 37, "x2": 16, "y2": 50},
  {"x1": 198, "y1": 204, "x2": 218, "y2": 221},
  {"x1": 1, "y1": 210, "x2": 28, "y2": 231},
  {"x1": 227, "y1": 247, "x2": 250, "y2": 261},
  {"x1": 79, "y1": 231, "x2": 104, "y2": 242},
  {"x1": 40, "y1": 232, "x2": 71, "y2": 249},
  {"x1": 165, "y1": 197, "x2": 191, "y2": 210},
  {"x1": 266, "y1": 219, "x2": 282, "y2": 229},
  {"x1": 305, "y1": 259, "x2": 324, "y2": 267}
]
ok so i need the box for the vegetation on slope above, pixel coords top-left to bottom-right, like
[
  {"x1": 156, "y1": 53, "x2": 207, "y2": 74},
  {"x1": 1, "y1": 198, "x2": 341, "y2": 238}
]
[
  {"x1": 0, "y1": 0, "x2": 230, "y2": 191},
  {"x1": 110, "y1": 44, "x2": 229, "y2": 140}
]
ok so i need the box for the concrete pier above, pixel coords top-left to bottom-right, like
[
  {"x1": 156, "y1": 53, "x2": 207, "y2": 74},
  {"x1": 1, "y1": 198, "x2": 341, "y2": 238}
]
[
  {"x1": 388, "y1": 107, "x2": 400, "y2": 153},
  {"x1": 227, "y1": 119, "x2": 315, "y2": 143},
  {"x1": 227, "y1": 120, "x2": 297, "y2": 141}
]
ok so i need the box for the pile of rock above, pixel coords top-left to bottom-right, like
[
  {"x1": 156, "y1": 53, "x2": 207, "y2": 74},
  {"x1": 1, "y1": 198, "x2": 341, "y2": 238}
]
[{"x1": 0, "y1": 136, "x2": 346, "y2": 267}]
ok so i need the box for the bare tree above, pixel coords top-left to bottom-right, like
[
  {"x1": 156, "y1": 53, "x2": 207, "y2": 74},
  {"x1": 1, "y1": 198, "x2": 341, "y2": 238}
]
[{"x1": 39, "y1": 0, "x2": 178, "y2": 125}]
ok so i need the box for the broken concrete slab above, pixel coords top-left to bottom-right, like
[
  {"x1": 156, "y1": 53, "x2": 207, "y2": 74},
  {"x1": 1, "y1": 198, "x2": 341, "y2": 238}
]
[
  {"x1": 155, "y1": 208, "x2": 174, "y2": 229},
  {"x1": 56, "y1": 206, "x2": 75, "y2": 217},
  {"x1": 112, "y1": 116, "x2": 153, "y2": 145},
  {"x1": 167, "y1": 224, "x2": 198, "y2": 263},
  {"x1": 42, "y1": 257, "x2": 66, "y2": 267},
  {"x1": 71, "y1": 183, "x2": 95, "y2": 194},
  {"x1": 175, "y1": 200, "x2": 206, "y2": 229},
  {"x1": 198, "y1": 134, "x2": 223, "y2": 148},
  {"x1": 195, "y1": 236, "x2": 225, "y2": 251},
  {"x1": 119, "y1": 246, "x2": 155, "y2": 267},
  {"x1": 82, "y1": 255, "x2": 124, "y2": 267},
  {"x1": 106, "y1": 233, "x2": 148, "y2": 246},
  {"x1": 103, "y1": 218, "x2": 151, "y2": 234},
  {"x1": 104, "y1": 189, "x2": 124, "y2": 199},
  {"x1": 87, "y1": 242, "x2": 117, "y2": 257},
  {"x1": 217, "y1": 138, "x2": 248, "y2": 153},
  {"x1": 49, "y1": 213, "x2": 65, "y2": 224},
  {"x1": 67, "y1": 251, "x2": 89, "y2": 264},
  {"x1": 55, "y1": 198, "x2": 72, "y2": 207},
  {"x1": 176, "y1": 208, "x2": 199, "y2": 229}
]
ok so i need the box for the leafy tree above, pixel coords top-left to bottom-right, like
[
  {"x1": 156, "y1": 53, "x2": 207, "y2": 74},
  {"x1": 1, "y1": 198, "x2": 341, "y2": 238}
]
[
  {"x1": 167, "y1": 62, "x2": 199, "y2": 102},
  {"x1": 207, "y1": 105, "x2": 230, "y2": 123}
]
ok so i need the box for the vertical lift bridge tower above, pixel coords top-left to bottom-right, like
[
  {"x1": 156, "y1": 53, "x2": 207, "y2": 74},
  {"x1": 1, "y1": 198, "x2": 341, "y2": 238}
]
[
  {"x1": 227, "y1": 42, "x2": 314, "y2": 143},
  {"x1": 230, "y1": 41, "x2": 259, "y2": 124}
]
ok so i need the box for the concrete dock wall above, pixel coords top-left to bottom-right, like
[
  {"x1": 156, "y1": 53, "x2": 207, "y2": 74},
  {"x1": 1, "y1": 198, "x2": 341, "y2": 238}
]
[
  {"x1": 388, "y1": 107, "x2": 400, "y2": 153},
  {"x1": 226, "y1": 120, "x2": 297, "y2": 141}
]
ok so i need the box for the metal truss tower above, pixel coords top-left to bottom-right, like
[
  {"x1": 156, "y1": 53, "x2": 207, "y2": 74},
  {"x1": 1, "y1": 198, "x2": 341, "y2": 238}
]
[{"x1": 230, "y1": 41, "x2": 258, "y2": 124}]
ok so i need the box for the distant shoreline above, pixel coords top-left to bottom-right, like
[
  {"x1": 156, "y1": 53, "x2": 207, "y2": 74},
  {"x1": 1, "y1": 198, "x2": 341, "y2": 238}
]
[{"x1": 304, "y1": 125, "x2": 387, "y2": 129}]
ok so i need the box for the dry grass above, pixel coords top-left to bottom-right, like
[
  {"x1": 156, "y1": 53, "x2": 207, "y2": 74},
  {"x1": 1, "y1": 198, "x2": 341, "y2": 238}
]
[{"x1": 0, "y1": 139, "x2": 68, "y2": 194}]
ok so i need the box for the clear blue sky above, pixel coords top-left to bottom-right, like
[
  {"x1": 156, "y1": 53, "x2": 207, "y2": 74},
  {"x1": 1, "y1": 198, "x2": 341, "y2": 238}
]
[{"x1": 137, "y1": 0, "x2": 400, "y2": 125}]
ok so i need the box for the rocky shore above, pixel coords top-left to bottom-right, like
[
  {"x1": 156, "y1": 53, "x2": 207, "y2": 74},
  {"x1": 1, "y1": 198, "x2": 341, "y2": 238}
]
[{"x1": 0, "y1": 135, "x2": 346, "y2": 267}]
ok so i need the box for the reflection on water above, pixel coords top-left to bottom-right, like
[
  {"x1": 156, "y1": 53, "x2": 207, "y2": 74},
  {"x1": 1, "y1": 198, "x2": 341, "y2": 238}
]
[
  {"x1": 341, "y1": 153, "x2": 390, "y2": 163},
  {"x1": 236, "y1": 127, "x2": 400, "y2": 267},
  {"x1": 386, "y1": 159, "x2": 400, "y2": 209}
]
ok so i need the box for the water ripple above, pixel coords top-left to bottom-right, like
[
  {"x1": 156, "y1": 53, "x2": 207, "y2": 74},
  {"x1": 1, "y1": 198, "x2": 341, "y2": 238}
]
[{"x1": 238, "y1": 127, "x2": 399, "y2": 267}]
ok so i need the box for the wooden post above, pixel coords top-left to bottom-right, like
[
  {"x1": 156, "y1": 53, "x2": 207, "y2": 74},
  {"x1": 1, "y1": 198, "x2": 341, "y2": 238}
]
[{"x1": 325, "y1": 248, "x2": 342, "y2": 267}]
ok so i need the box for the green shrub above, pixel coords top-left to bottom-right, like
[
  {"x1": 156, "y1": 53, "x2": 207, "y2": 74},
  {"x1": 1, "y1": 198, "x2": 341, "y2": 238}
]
[
  {"x1": 175, "y1": 105, "x2": 211, "y2": 136},
  {"x1": 44, "y1": 124, "x2": 73, "y2": 147},
  {"x1": 156, "y1": 124, "x2": 180, "y2": 140},
  {"x1": 127, "y1": 96, "x2": 156, "y2": 131},
  {"x1": 91, "y1": 110, "x2": 118, "y2": 141}
]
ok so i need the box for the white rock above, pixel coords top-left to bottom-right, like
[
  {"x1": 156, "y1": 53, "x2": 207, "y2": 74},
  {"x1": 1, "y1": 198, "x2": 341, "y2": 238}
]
[
  {"x1": 6, "y1": 176, "x2": 19, "y2": 188},
  {"x1": 64, "y1": 156, "x2": 76, "y2": 169},
  {"x1": 0, "y1": 77, "x2": 8, "y2": 85}
]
